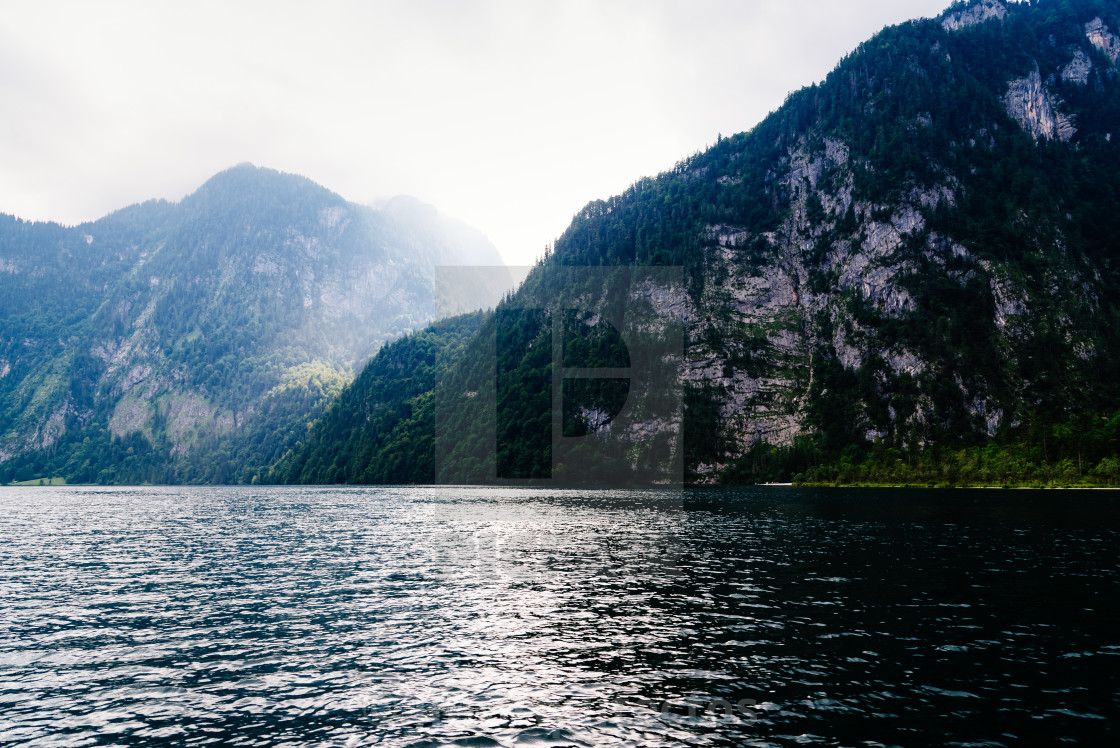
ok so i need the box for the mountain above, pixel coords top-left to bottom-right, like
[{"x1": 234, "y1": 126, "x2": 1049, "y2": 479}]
[
  {"x1": 276, "y1": 0, "x2": 1120, "y2": 487},
  {"x1": 270, "y1": 311, "x2": 487, "y2": 485},
  {"x1": 0, "y1": 164, "x2": 505, "y2": 483}
]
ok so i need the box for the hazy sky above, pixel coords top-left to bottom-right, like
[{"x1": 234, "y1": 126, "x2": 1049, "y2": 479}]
[{"x1": 1, "y1": 0, "x2": 951, "y2": 265}]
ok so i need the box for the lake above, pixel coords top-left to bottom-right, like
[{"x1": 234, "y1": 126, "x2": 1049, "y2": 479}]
[{"x1": 1, "y1": 485, "x2": 1117, "y2": 746}]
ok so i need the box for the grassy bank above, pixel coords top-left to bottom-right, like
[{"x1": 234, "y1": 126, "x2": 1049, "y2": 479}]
[
  {"x1": 791, "y1": 445, "x2": 1120, "y2": 489},
  {"x1": 6, "y1": 477, "x2": 67, "y2": 486}
]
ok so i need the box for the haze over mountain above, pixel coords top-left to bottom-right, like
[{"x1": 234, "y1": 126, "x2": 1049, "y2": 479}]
[
  {"x1": 277, "y1": 0, "x2": 1120, "y2": 487},
  {"x1": 0, "y1": 164, "x2": 505, "y2": 483},
  {"x1": 0, "y1": 1, "x2": 954, "y2": 270}
]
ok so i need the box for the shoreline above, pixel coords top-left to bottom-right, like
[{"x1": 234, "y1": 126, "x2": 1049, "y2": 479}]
[{"x1": 791, "y1": 482, "x2": 1120, "y2": 490}]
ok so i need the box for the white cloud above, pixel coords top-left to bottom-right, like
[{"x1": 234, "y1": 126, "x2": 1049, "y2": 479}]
[{"x1": 0, "y1": 0, "x2": 950, "y2": 264}]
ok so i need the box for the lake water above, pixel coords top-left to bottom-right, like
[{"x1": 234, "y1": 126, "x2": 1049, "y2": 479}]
[{"x1": 1, "y1": 485, "x2": 1117, "y2": 746}]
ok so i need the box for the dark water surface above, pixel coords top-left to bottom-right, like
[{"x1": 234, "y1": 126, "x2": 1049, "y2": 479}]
[{"x1": 1, "y1": 486, "x2": 1118, "y2": 746}]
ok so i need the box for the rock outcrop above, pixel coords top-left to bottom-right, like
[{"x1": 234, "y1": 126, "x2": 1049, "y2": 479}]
[
  {"x1": 1086, "y1": 17, "x2": 1120, "y2": 64},
  {"x1": 1062, "y1": 49, "x2": 1093, "y2": 84},
  {"x1": 941, "y1": 0, "x2": 1006, "y2": 31},
  {"x1": 1003, "y1": 65, "x2": 1075, "y2": 142}
]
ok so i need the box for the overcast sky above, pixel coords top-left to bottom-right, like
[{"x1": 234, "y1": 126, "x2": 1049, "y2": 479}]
[{"x1": 1, "y1": 0, "x2": 952, "y2": 266}]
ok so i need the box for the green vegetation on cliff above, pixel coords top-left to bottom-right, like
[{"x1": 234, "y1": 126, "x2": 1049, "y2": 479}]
[
  {"x1": 719, "y1": 410, "x2": 1120, "y2": 487},
  {"x1": 268, "y1": 312, "x2": 486, "y2": 484}
]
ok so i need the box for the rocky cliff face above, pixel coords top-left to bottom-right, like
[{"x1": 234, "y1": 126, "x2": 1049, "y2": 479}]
[
  {"x1": 494, "y1": 0, "x2": 1120, "y2": 482},
  {"x1": 998, "y1": 13, "x2": 1120, "y2": 143},
  {"x1": 1004, "y1": 65, "x2": 1076, "y2": 141},
  {"x1": 1086, "y1": 15, "x2": 1120, "y2": 63}
]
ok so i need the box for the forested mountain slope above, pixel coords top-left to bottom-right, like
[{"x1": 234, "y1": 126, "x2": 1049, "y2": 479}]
[
  {"x1": 0, "y1": 164, "x2": 504, "y2": 483},
  {"x1": 279, "y1": 0, "x2": 1120, "y2": 486}
]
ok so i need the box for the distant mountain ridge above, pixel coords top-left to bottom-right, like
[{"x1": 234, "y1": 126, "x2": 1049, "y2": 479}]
[
  {"x1": 276, "y1": 0, "x2": 1120, "y2": 486},
  {"x1": 0, "y1": 164, "x2": 504, "y2": 483}
]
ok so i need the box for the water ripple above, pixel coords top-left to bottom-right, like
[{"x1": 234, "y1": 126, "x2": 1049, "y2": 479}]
[{"x1": 1, "y1": 485, "x2": 1118, "y2": 746}]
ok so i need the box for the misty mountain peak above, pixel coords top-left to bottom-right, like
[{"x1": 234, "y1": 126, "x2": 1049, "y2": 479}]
[{"x1": 183, "y1": 163, "x2": 345, "y2": 216}]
